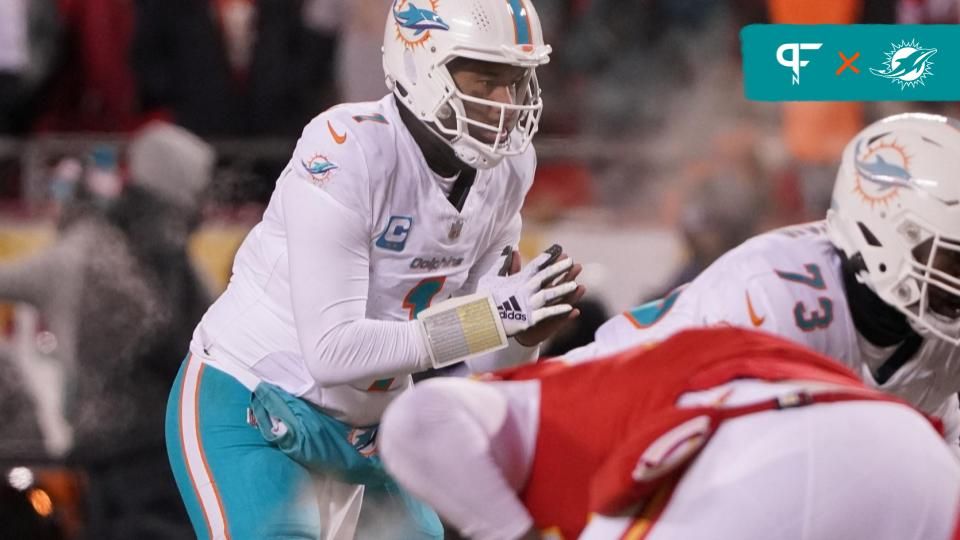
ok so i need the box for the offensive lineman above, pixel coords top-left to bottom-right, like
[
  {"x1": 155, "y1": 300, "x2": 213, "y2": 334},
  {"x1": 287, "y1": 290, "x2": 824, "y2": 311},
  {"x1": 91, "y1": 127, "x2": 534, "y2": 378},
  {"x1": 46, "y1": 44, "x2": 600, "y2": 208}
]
[
  {"x1": 565, "y1": 113, "x2": 960, "y2": 445},
  {"x1": 379, "y1": 327, "x2": 960, "y2": 539},
  {"x1": 164, "y1": 1, "x2": 584, "y2": 538}
]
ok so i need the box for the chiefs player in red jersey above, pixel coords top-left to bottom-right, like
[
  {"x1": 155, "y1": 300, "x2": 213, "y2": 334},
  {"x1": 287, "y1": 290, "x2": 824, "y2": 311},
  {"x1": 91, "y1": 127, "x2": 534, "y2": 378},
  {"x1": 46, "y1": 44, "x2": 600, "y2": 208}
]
[{"x1": 379, "y1": 327, "x2": 960, "y2": 540}]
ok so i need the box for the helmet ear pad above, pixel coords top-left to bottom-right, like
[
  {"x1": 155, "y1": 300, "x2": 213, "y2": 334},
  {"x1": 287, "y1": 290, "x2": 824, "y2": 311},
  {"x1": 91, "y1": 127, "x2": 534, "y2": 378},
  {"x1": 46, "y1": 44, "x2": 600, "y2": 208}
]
[{"x1": 403, "y1": 48, "x2": 419, "y2": 87}]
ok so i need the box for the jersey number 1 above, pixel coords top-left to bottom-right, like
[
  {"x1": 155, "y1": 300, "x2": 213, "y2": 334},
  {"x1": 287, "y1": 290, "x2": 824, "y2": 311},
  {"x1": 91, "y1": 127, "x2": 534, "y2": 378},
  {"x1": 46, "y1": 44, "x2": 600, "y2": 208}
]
[
  {"x1": 367, "y1": 277, "x2": 447, "y2": 392},
  {"x1": 403, "y1": 277, "x2": 446, "y2": 320}
]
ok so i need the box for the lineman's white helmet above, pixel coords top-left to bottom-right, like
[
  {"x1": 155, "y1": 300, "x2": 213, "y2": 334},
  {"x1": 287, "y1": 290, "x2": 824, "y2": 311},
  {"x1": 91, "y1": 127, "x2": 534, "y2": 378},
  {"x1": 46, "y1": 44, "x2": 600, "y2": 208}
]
[
  {"x1": 382, "y1": 0, "x2": 551, "y2": 169},
  {"x1": 827, "y1": 113, "x2": 960, "y2": 344}
]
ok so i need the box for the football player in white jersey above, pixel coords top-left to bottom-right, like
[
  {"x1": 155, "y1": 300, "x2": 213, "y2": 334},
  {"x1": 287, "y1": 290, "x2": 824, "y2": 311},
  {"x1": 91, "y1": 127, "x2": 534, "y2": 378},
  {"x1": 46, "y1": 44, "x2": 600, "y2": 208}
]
[
  {"x1": 565, "y1": 112, "x2": 960, "y2": 446},
  {"x1": 164, "y1": 1, "x2": 584, "y2": 538}
]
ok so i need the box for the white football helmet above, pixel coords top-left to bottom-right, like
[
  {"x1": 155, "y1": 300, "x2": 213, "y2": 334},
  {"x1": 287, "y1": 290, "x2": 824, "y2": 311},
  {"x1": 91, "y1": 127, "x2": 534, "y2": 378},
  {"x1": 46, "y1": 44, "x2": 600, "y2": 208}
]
[
  {"x1": 382, "y1": 0, "x2": 551, "y2": 168},
  {"x1": 827, "y1": 113, "x2": 960, "y2": 344}
]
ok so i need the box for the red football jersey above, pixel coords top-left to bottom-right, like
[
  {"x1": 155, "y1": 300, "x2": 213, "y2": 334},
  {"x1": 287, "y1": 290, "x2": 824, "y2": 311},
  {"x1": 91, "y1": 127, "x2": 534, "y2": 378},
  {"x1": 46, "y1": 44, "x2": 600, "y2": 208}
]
[{"x1": 495, "y1": 327, "x2": 903, "y2": 539}]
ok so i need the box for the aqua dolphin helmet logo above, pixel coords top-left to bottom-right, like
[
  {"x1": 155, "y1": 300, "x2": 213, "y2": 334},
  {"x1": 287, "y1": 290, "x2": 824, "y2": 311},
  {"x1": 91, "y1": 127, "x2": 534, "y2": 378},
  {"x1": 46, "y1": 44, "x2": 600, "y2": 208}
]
[
  {"x1": 852, "y1": 136, "x2": 914, "y2": 208},
  {"x1": 394, "y1": 1, "x2": 449, "y2": 34},
  {"x1": 870, "y1": 39, "x2": 937, "y2": 89},
  {"x1": 393, "y1": 0, "x2": 448, "y2": 48}
]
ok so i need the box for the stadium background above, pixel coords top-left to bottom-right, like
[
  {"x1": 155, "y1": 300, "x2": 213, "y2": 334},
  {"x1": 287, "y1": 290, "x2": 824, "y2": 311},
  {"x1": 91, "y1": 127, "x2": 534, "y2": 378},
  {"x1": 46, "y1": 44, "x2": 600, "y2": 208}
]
[{"x1": 0, "y1": 0, "x2": 958, "y2": 538}]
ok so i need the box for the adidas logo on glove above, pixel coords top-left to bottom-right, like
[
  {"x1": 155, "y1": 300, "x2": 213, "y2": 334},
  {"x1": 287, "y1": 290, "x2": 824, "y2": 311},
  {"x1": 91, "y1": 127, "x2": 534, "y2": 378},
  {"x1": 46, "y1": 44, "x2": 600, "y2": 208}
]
[{"x1": 498, "y1": 296, "x2": 527, "y2": 321}]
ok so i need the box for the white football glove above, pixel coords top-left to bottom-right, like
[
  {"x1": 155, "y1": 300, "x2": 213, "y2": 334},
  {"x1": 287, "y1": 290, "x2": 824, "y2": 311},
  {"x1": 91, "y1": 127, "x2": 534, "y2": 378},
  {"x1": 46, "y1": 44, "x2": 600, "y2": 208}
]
[{"x1": 478, "y1": 245, "x2": 578, "y2": 337}]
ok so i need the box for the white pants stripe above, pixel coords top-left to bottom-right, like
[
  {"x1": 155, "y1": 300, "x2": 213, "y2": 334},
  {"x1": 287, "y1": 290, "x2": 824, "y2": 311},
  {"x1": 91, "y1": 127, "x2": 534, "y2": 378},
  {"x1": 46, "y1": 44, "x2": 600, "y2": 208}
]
[{"x1": 178, "y1": 355, "x2": 231, "y2": 540}]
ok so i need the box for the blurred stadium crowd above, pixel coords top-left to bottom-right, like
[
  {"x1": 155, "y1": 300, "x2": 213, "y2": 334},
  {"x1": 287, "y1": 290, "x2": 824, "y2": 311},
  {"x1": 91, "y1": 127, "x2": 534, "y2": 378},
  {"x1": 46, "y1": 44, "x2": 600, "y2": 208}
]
[{"x1": 1, "y1": 0, "x2": 960, "y2": 538}]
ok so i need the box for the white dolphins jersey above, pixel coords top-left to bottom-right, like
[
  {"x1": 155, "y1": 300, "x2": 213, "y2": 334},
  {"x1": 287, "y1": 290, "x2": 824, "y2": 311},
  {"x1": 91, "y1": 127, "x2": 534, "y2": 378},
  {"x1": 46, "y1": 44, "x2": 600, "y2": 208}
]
[
  {"x1": 190, "y1": 95, "x2": 536, "y2": 425},
  {"x1": 564, "y1": 221, "x2": 960, "y2": 443}
]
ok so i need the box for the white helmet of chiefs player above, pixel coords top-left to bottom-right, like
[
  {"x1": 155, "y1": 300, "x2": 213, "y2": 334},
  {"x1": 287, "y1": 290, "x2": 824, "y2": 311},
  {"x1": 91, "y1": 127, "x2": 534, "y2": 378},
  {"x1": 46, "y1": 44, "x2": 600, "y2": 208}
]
[
  {"x1": 382, "y1": 0, "x2": 551, "y2": 169},
  {"x1": 828, "y1": 113, "x2": 960, "y2": 344}
]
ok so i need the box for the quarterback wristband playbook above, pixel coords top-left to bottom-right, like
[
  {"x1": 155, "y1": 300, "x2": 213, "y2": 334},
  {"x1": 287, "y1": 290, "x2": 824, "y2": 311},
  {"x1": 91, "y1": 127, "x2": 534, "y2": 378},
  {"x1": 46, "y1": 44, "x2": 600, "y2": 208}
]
[{"x1": 416, "y1": 293, "x2": 509, "y2": 368}]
